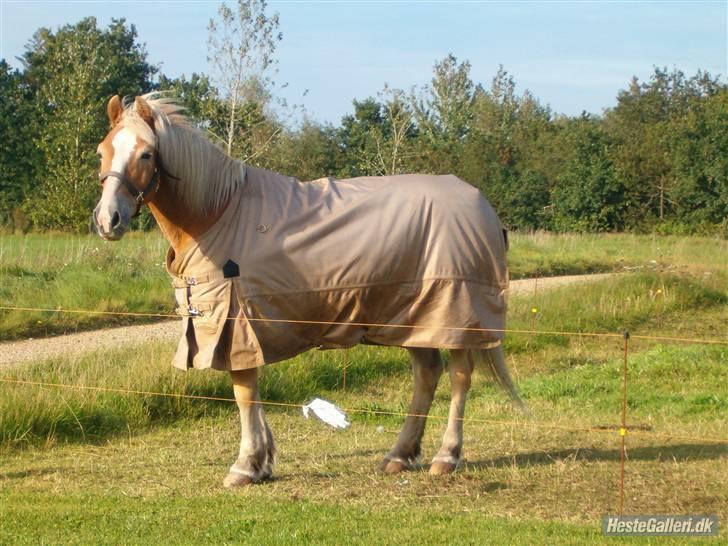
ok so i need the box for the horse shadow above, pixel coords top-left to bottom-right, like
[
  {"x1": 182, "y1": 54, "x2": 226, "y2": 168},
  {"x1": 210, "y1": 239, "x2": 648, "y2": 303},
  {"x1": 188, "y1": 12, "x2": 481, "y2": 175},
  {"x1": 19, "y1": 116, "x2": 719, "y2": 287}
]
[
  {"x1": 0, "y1": 467, "x2": 66, "y2": 480},
  {"x1": 463, "y1": 443, "x2": 727, "y2": 470}
]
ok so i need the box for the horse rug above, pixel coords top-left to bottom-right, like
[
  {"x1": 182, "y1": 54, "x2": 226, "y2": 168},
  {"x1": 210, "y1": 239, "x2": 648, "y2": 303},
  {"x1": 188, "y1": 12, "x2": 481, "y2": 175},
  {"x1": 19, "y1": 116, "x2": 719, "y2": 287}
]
[{"x1": 166, "y1": 166, "x2": 509, "y2": 371}]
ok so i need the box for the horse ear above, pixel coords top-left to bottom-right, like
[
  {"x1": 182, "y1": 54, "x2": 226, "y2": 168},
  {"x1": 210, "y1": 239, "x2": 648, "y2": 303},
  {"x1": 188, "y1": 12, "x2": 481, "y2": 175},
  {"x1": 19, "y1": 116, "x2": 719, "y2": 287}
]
[
  {"x1": 135, "y1": 96, "x2": 154, "y2": 129},
  {"x1": 107, "y1": 95, "x2": 123, "y2": 127}
]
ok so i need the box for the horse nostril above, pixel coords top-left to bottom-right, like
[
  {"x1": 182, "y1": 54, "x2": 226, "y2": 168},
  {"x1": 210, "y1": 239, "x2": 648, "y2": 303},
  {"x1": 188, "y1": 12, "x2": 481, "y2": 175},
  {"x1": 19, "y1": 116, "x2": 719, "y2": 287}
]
[{"x1": 111, "y1": 211, "x2": 121, "y2": 229}]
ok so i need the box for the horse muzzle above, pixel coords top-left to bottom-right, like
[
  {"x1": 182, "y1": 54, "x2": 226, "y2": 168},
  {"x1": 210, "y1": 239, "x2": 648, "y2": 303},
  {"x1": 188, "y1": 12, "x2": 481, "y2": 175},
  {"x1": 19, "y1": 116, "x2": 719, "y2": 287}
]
[{"x1": 93, "y1": 203, "x2": 129, "y2": 241}]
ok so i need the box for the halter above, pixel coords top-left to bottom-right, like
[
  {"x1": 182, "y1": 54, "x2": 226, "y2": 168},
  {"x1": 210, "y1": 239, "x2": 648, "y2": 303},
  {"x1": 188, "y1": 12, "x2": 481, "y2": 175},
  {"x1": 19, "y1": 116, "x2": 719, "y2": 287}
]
[{"x1": 98, "y1": 160, "x2": 176, "y2": 217}]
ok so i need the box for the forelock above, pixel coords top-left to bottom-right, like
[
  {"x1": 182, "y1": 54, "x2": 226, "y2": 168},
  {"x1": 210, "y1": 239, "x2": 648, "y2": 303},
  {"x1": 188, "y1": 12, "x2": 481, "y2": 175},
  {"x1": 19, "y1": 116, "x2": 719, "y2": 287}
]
[{"x1": 120, "y1": 108, "x2": 157, "y2": 146}]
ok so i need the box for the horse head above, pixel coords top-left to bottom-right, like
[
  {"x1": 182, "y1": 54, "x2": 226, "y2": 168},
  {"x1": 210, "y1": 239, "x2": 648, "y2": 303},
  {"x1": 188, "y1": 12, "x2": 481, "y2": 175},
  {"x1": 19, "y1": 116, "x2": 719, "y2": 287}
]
[{"x1": 93, "y1": 95, "x2": 159, "y2": 240}]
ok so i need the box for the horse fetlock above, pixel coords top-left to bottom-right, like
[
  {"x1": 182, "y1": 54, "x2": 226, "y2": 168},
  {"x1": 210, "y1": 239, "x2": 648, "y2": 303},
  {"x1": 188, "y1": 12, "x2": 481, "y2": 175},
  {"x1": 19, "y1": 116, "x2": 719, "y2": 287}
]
[
  {"x1": 381, "y1": 441, "x2": 424, "y2": 472},
  {"x1": 223, "y1": 468, "x2": 254, "y2": 488},
  {"x1": 381, "y1": 452, "x2": 420, "y2": 474},
  {"x1": 429, "y1": 453, "x2": 461, "y2": 475},
  {"x1": 225, "y1": 448, "x2": 275, "y2": 487},
  {"x1": 381, "y1": 458, "x2": 409, "y2": 474},
  {"x1": 228, "y1": 434, "x2": 276, "y2": 485}
]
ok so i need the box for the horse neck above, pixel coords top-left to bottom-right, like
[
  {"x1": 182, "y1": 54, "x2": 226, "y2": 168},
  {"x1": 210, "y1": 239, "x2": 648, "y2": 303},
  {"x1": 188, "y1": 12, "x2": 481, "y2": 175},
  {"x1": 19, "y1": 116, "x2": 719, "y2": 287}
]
[
  {"x1": 146, "y1": 123, "x2": 239, "y2": 255},
  {"x1": 147, "y1": 174, "x2": 229, "y2": 256}
]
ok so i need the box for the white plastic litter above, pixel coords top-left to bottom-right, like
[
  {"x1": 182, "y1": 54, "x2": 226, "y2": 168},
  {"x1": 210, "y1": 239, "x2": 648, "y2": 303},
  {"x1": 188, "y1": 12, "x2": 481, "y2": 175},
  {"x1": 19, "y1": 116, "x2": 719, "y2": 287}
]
[{"x1": 302, "y1": 398, "x2": 351, "y2": 429}]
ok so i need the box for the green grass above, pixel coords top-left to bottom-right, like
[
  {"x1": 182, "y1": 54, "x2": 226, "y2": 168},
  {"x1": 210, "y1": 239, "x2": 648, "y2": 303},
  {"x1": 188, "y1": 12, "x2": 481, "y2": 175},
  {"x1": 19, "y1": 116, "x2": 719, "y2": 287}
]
[
  {"x1": 0, "y1": 343, "x2": 411, "y2": 445},
  {"x1": 1, "y1": 361, "x2": 725, "y2": 544},
  {"x1": 507, "y1": 231, "x2": 728, "y2": 279},
  {"x1": 0, "y1": 232, "x2": 172, "y2": 340},
  {"x1": 1, "y1": 231, "x2": 726, "y2": 340},
  {"x1": 505, "y1": 270, "x2": 727, "y2": 355},
  {"x1": 1, "y1": 492, "x2": 703, "y2": 545},
  {"x1": 2, "y1": 271, "x2": 725, "y2": 446},
  {"x1": 1, "y1": 242, "x2": 726, "y2": 544},
  {"x1": 519, "y1": 344, "x2": 727, "y2": 419}
]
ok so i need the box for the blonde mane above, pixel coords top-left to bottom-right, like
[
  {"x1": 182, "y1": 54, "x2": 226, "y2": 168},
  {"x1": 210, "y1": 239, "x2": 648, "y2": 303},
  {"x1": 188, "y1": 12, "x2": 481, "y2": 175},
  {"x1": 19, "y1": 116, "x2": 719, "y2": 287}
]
[{"x1": 121, "y1": 93, "x2": 243, "y2": 212}]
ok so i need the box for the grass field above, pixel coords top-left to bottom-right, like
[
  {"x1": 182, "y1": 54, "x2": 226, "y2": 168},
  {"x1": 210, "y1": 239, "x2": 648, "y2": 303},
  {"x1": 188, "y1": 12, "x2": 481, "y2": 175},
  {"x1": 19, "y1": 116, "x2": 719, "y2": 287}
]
[
  {"x1": 0, "y1": 230, "x2": 726, "y2": 340},
  {"x1": 1, "y1": 266, "x2": 726, "y2": 544},
  {"x1": 0, "y1": 232, "x2": 170, "y2": 340}
]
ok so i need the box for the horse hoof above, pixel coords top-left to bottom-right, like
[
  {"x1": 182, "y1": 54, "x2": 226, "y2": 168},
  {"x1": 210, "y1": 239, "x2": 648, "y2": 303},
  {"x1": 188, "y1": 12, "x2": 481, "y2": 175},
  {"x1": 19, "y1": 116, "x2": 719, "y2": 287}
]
[
  {"x1": 223, "y1": 472, "x2": 254, "y2": 487},
  {"x1": 381, "y1": 459, "x2": 408, "y2": 474},
  {"x1": 429, "y1": 461, "x2": 457, "y2": 475}
]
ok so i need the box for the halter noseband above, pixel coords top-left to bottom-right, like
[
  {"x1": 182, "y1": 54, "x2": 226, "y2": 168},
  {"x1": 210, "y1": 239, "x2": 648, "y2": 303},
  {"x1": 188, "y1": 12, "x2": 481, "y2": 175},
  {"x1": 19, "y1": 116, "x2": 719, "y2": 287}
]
[
  {"x1": 98, "y1": 160, "x2": 178, "y2": 217},
  {"x1": 98, "y1": 169, "x2": 159, "y2": 212}
]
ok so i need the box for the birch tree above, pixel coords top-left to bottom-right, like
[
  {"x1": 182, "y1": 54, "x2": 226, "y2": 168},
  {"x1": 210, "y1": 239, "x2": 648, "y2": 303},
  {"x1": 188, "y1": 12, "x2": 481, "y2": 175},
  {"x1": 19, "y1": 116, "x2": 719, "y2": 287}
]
[{"x1": 207, "y1": 0, "x2": 282, "y2": 159}]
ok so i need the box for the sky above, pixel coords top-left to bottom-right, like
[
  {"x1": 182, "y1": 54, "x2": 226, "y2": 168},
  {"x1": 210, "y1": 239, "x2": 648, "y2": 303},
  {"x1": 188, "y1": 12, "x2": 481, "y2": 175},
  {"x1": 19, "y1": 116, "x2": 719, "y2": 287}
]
[{"x1": 1, "y1": 1, "x2": 726, "y2": 124}]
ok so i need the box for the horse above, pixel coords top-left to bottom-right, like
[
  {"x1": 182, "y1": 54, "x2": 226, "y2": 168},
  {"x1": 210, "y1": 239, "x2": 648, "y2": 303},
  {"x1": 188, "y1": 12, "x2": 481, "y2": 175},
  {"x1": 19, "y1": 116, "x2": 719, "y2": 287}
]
[{"x1": 92, "y1": 93, "x2": 525, "y2": 487}]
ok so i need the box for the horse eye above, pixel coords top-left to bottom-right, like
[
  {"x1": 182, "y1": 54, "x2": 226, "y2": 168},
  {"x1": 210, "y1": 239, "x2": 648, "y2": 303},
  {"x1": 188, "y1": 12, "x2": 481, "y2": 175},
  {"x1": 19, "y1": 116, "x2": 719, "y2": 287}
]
[{"x1": 140, "y1": 152, "x2": 152, "y2": 160}]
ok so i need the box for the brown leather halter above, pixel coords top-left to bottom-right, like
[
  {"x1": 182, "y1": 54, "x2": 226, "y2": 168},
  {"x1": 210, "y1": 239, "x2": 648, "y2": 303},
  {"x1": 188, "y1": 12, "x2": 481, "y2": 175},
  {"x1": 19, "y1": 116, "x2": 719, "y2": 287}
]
[
  {"x1": 98, "y1": 155, "x2": 180, "y2": 217},
  {"x1": 98, "y1": 168, "x2": 159, "y2": 217}
]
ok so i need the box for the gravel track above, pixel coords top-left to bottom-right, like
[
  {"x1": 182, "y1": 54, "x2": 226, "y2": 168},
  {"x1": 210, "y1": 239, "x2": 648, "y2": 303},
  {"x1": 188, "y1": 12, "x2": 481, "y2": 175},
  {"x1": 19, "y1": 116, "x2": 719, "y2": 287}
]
[{"x1": 0, "y1": 273, "x2": 615, "y2": 369}]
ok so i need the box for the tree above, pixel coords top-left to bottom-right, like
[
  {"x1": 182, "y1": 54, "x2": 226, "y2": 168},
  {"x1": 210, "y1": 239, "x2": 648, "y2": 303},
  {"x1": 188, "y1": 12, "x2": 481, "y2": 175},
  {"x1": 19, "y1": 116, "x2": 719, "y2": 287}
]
[
  {"x1": 268, "y1": 119, "x2": 341, "y2": 181},
  {"x1": 0, "y1": 60, "x2": 39, "y2": 228},
  {"x1": 336, "y1": 87, "x2": 417, "y2": 177},
  {"x1": 552, "y1": 115, "x2": 625, "y2": 232},
  {"x1": 372, "y1": 86, "x2": 417, "y2": 175},
  {"x1": 411, "y1": 54, "x2": 479, "y2": 174},
  {"x1": 460, "y1": 67, "x2": 554, "y2": 229},
  {"x1": 337, "y1": 97, "x2": 386, "y2": 177},
  {"x1": 605, "y1": 67, "x2": 724, "y2": 230},
  {"x1": 669, "y1": 86, "x2": 728, "y2": 232},
  {"x1": 20, "y1": 17, "x2": 156, "y2": 231},
  {"x1": 157, "y1": 72, "x2": 219, "y2": 127},
  {"x1": 207, "y1": 0, "x2": 282, "y2": 160}
]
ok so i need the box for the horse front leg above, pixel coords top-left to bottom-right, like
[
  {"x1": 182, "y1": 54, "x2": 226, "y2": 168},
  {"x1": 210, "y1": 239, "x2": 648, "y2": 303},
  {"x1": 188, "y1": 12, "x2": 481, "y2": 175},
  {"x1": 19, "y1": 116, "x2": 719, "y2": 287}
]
[
  {"x1": 382, "y1": 348, "x2": 443, "y2": 473},
  {"x1": 223, "y1": 367, "x2": 276, "y2": 487},
  {"x1": 430, "y1": 349, "x2": 474, "y2": 475}
]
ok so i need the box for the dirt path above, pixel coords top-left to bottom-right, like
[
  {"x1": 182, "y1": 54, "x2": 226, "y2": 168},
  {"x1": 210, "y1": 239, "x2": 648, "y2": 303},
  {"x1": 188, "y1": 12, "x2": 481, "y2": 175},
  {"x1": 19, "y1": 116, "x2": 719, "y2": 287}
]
[{"x1": 0, "y1": 273, "x2": 615, "y2": 368}]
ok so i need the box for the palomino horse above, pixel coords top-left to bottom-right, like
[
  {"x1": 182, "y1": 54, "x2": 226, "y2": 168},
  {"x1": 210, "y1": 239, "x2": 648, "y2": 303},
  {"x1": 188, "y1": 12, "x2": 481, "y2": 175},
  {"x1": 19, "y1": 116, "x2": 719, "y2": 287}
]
[{"x1": 93, "y1": 94, "x2": 524, "y2": 487}]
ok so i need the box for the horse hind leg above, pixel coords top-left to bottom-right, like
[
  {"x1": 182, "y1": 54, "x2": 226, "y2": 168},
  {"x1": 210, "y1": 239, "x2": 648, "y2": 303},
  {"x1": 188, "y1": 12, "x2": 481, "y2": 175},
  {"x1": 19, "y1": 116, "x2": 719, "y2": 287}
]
[
  {"x1": 430, "y1": 348, "x2": 474, "y2": 475},
  {"x1": 223, "y1": 367, "x2": 276, "y2": 487},
  {"x1": 382, "y1": 348, "x2": 443, "y2": 473}
]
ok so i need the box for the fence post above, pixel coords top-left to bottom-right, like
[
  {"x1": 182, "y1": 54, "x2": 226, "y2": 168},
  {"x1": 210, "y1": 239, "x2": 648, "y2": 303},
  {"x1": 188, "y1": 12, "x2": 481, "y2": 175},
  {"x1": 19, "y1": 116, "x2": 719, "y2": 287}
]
[
  {"x1": 527, "y1": 274, "x2": 539, "y2": 347},
  {"x1": 342, "y1": 350, "x2": 349, "y2": 391},
  {"x1": 619, "y1": 330, "x2": 630, "y2": 515}
]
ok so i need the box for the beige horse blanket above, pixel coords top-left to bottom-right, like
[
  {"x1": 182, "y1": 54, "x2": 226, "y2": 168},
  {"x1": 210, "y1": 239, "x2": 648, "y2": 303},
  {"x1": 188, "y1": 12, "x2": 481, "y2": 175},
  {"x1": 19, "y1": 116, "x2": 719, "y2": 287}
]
[{"x1": 167, "y1": 166, "x2": 509, "y2": 371}]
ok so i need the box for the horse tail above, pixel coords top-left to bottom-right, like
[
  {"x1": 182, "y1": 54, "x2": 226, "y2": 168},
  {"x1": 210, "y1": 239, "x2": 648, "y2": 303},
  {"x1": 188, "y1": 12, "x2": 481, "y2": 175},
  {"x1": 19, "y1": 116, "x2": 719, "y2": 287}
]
[{"x1": 474, "y1": 345, "x2": 531, "y2": 417}]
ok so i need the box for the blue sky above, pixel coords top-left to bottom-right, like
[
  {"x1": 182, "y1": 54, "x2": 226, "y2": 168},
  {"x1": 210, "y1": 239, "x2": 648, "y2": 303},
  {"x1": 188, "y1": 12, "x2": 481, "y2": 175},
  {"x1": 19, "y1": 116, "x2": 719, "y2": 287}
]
[{"x1": 1, "y1": 1, "x2": 726, "y2": 123}]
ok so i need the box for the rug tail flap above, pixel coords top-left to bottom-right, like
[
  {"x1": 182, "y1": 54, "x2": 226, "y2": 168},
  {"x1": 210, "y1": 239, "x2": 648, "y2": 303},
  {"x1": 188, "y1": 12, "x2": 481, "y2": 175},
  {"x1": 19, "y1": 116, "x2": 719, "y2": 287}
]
[{"x1": 229, "y1": 279, "x2": 266, "y2": 369}]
